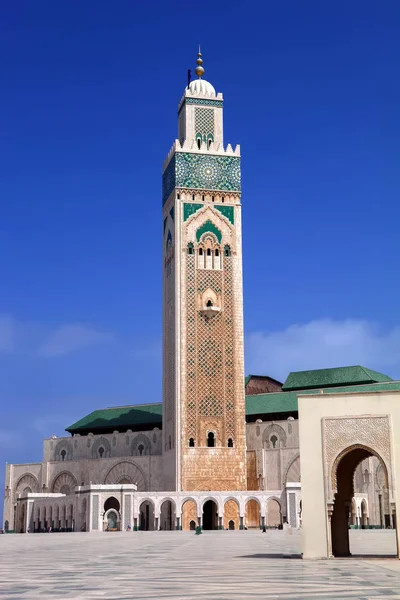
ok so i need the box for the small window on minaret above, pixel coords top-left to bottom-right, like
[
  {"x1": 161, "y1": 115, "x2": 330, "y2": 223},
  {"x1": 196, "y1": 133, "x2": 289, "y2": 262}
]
[
  {"x1": 206, "y1": 300, "x2": 213, "y2": 307},
  {"x1": 199, "y1": 248, "x2": 203, "y2": 256},
  {"x1": 61, "y1": 449, "x2": 66, "y2": 461},
  {"x1": 189, "y1": 438, "x2": 195, "y2": 447},
  {"x1": 197, "y1": 138, "x2": 201, "y2": 149},
  {"x1": 202, "y1": 195, "x2": 205, "y2": 201},
  {"x1": 177, "y1": 193, "x2": 180, "y2": 199},
  {"x1": 222, "y1": 196, "x2": 225, "y2": 203},
  {"x1": 215, "y1": 249, "x2": 219, "y2": 257},
  {"x1": 212, "y1": 196, "x2": 214, "y2": 202},
  {"x1": 192, "y1": 194, "x2": 195, "y2": 201},
  {"x1": 207, "y1": 432, "x2": 215, "y2": 447},
  {"x1": 207, "y1": 249, "x2": 211, "y2": 256},
  {"x1": 224, "y1": 245, "x2": 231, "y2": 257},
  {"x1": 188, "y1": 243, "x2": 194, "y2": 255},
  {"x1": 228, "y1": 438, "x2": 234, "y2": 447}
]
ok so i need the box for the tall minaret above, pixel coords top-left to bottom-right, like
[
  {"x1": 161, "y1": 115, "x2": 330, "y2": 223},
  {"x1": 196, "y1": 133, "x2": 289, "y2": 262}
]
[{"x1": 162, "y1": 50, "x2": 246, "y2": 492}]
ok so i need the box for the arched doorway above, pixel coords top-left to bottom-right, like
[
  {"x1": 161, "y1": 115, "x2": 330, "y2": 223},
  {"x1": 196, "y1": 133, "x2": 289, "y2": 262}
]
[
  {"x1": 159, "y1": 500, "x2": 176, "y2": 531},
  {"x1": 267, "y1": 498, "x2": 282, "y2": 528},
  {"x1": 202, "y1": 500, "x2": 218, "y2": 530},
  {"x1": 331, "y1": 445, "x2": 394, "y2": 557},
  {"x1": 245, "y1": 499, "x2": 260, "y2": 529},
  {"x1": 104, "y1": 497, "x2": 120, "y2": 531},
  {"x1": 182, "y1": 499, "x2": 198, "y2": 531},
  {"x1": 139, "y1": 500, "x2": 155, "y2": 531},
  {"x1": 223, "y1": 499, "x2": 239, "y2": 530}
]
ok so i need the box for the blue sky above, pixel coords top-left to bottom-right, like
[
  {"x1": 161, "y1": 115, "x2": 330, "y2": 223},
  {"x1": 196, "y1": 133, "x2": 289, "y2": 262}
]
[{"x1": 1, "y1": 1, "x2": 400, "y2": 510}]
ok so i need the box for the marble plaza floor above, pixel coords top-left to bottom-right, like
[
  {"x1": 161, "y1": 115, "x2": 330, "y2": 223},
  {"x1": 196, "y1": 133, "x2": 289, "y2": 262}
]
[{"x1": 0, "y1": 530, "x2": 399, "y2": 599}]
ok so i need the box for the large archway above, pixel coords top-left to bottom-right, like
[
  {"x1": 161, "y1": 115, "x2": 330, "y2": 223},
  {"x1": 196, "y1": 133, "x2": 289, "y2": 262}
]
[
  {"x1": 267, "y1": 498, "x2": 282, "y2": 528},
  {"x1": 202, "y1": 500, "x2": 218, "y2": 530},
  {"x1": 245, "y1": 499, "x2": 260, "y2": 529},
  {"x1": 159, "y1": 499, "x2": 176, "y2": 531},
  {"x1": 331, "y1": 445, "x2": 395, "y2": 557},
  {"x1": 139, "y1": 500, "x2": 155, "y2": 531},
  {"x1": 181, "y1": 499, "x2": 197, "y2": 531},
  {"x1": 224, "y1": 499, "x2": 239, "y2": 530}
]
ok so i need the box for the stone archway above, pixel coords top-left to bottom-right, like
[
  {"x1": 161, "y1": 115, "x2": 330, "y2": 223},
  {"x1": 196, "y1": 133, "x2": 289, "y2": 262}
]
[
  {"x1": 330, "y1": 445, "x2": 391, "y2": 557},
  {"x1": 181, "y1": 499, "x2": 198, "y2": 531},
  {"x1": 223, "y1": 499, "x2": 239, "y2": 530},
  {"x1": 245, "y1": 498, "x2": 260, "y2": 529},
  {"x1": 139, "y1": 499, "x2": 155, "y2": 531},
  {"x1": 202, "y1": 499, "x2": 218, "y2": 530},
  {"x1": 159, "y1": 499, "x2": 176, "y2": 531}
]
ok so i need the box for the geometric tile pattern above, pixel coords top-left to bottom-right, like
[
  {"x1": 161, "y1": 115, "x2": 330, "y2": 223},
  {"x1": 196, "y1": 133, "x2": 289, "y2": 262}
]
[
  {"x1": 184, "y1": 203, "x2": 235, "y2": 224},
  {"x1": 178, "y1": 97, "x2": 224, "y2": 115},
  {"x1": 195, "y1": 107, "x2": 214, "y2": 142},
  {"x1": 163, "y1": 153, "x2": 241, "y2": 204},
  {"x1": 1, "y1": 530, "x2": 399, "y2": 599}
]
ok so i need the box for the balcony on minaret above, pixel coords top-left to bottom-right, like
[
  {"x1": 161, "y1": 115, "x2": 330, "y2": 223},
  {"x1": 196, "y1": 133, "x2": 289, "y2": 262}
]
[{"x1": 198, "y1": 288, "x2": 222, "y2": 319}]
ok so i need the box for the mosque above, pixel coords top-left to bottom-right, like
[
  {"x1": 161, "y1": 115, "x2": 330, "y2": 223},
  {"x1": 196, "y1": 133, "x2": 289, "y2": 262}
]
[{"x1": 3, "y1": 52, "x2": 399, "y2": 539}]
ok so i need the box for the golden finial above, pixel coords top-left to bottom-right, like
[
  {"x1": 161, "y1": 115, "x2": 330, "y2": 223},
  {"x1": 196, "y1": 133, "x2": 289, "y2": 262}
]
[{"x1": 195, "y1": 46, "x2": 205, "y2": 78}]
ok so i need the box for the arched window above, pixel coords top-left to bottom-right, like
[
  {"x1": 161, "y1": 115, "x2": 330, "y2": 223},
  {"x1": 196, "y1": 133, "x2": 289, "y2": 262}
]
[
  {"x1": 202, "y1": 195, "x2": 205, "y2": 201},
  {"x1": 222, "y1": 196, "x2": 225, "y2": 203},
  {"x1": 206, "y1": 299, "x2": 213, "y2": 307},
  {"x1": 207, "y1": 248, "x2": 211, "y2": 256},
  {"x1": 61, "y1": 449, "x2": 66, "y2": 461},
  {"x1": 224, "y1": 245, "x2": 231, "y2": 257},
  {"x1": 228, "y1": 438, "x2": 233, "y2": 447},
  {"x1": 212, "y1": 195, "x2": 214, "y2": 202},
  {"x1": 98, "y1": 447, "x2": 104, "y2": 458},
  {"x1": 270, "y1": 435, "x2": 278, "y2": 449},
  {"x1": 199, "y1": 248, "x2": 203, "y2": 255},
  {"x1": 215, "y1": 249, "x2": 219, "y2": 257},
  {"x1": 207, "y1": 432, "x2": 215, "y2": 448},
  {"x1": 138, "y1": 444, "x2": 144, "y2": 456},
  {"x1": 189, "y1": 438, "x2": 195, "y2": 447},
  {"x1": 192, "y1": 194, "x2": 195, "y2": 201},
  {"x1": 187, "y1": 243, "x2": 194, "y2": 255}
]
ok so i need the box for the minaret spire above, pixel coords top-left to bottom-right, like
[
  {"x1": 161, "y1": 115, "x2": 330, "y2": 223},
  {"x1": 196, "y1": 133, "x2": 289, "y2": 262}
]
[{"x1": 195, "y1": 46, "x2": 205, "y2": 79}]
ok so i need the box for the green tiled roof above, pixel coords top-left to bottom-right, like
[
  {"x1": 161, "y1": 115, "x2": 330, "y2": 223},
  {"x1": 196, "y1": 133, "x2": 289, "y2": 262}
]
[
  {"x1": 66, "y1": 403, "x2": 163, "y2": 434},
  {"x1": 282, "y1": 365, "x2": 392, "y2": 391},
  {"x1": 66, "y1": 377, "x2": 400, "y2": 434},
  {"x1": 245, "y1": 391, "x2": 298, "y2": 416},
  {"x1": 246, "y1": 381, "x2": 400, "y2": 417}
]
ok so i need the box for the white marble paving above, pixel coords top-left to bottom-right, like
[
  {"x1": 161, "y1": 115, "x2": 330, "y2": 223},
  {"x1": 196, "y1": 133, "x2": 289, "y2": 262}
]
[{"x1": 0, "y1": 530, "x2": 399, "y2": 599}]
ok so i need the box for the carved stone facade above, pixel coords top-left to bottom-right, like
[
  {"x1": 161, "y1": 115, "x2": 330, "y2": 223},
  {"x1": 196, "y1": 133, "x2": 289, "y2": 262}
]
[{"x1": 323, "y1": 416, "x2": 393, "y2": 499}]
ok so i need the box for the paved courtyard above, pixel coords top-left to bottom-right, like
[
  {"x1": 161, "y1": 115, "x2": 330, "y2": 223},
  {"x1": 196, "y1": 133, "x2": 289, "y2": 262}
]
[{"x1": 0, "y1": 530, "x2": 399, "y2": 599}]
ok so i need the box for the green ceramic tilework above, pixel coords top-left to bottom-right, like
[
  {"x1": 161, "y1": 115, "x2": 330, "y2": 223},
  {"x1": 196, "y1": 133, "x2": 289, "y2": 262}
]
[
  {"x1": 215, "y1": 205, "x2": 234, "y2": 224},
  {"x1": 195, "y1": 108, "x2": 214, "y2": 140},
  {"x1": 163, "y1": 155, "x2": 176, "y2": 205},
  {"x1": 184, "y1": 203, "x2": 203, "y2": 221},
  {"x1": 196, "y1": 220, "x2": 222, "y2": 243},
  {"x1": 178, "y1": 97, "x2": 223, "y2": 115},
  {"x1": 176, "y1": 153, "x2": 240, "y2": 192},
  {"x1": 163, "y1": 153, "x2": 240, "y2": 205}
]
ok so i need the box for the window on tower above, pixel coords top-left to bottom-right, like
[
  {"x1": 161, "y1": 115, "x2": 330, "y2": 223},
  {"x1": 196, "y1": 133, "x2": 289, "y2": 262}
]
[
  {"x1": 207, "y1": 248, "x2": 211, "y2": 256},
  {"x1": 189, "y1": 438, "x2": 195, "y2": 447},
  {"x1": 224, "y1": 245, "x2": 231, "y2": 257},
  {"x1": 207, "y1": 432, "x2": 215, "y2": 448},
  {"x1": 228, "y1": 438, "x2": 234, "y2": 447},
  {"x1": 199, "y1": 248, "x2": 203, "y2": 255},
  {"x1": 187, "y1": 243, "x2": 194, "y2": 255}
]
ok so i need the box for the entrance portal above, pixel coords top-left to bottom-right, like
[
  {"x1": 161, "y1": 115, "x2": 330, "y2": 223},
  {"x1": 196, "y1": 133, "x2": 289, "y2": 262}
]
[
  {"x1": 202, "y1": 500, "x2": 218, "y2": 530},
  {"x1": 331, "y1": 446, "x2": 395, "y2": 557}
]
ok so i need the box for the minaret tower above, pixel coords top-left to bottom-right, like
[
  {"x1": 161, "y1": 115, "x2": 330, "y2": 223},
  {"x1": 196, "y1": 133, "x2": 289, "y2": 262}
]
[{"x1": 162, "y1": 50, "x2": 246, "y2": 491}]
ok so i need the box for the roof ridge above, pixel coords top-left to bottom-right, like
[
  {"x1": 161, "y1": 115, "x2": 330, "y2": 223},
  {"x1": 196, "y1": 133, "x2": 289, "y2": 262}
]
[{"x1": 104, "y1": 402, "x2": 162, "y2": 410}]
